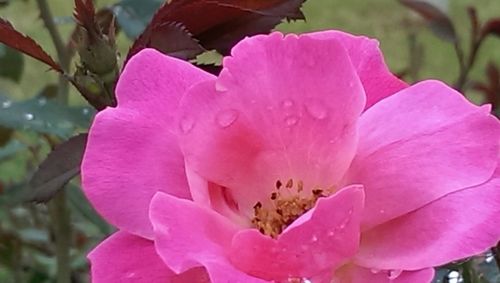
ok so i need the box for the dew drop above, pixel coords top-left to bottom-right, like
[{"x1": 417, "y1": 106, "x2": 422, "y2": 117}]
[
  {"x1": 179, "y1": 117, "x2": 195, "y2": 133},
  {"x1": 82, "y1": 108, "x2": 90, "y2": 115},
  {"x1": 216, "y1": 109, "x2": 238, "y2": 128},
  {"x1": 215, "y1": 81, "x2": 228, "y2": 92},
  {"x1": 485, "y1": 253, "x2": 494, "y2": 263},
  {"x1": 24, "y1": 113, "x2": 34, "y2": 121},
  {"x1": 126, "y1": 272, "x2": 136, "y2": 278},
  {"x1": 285, "y1": 116, "x2": 299, "y2": 127},
  {"x1": 370, "y1": 269, "x2": 381, "y2": 274},
  {"x1": 388, "y1": 269, "x2": 403, "y2": 280},
  {"x1": 327, "y1": 230, "x2": 335, "y2": 237},
  {"x1": 2, "y1": 100, "x2": 12, "y2": 108},
  {"x1": 311, "y1": 235, "x2": 318, "y2": 242},
  {"x1": 306, "y1": 101, "x2": 327, "y2": 120},
  {"x1": 282, "y1": 99, "x2": 294, "y2": 108},
  {"x1": 287, "y1": 277, "x2": 312, "y2": 283}
]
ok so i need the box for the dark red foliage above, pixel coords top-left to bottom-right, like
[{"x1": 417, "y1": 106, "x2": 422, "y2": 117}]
[
  {"x1": 482, "y1": 18, "x2": 500, "y2": 38},
  {"x1": 127, "y1": 0, "x2": 305, "y2": 63},
  {"x1": 473, "y1": 63, "x2": 500, "y2": 112},
  {"x1": 73, "y1": 0, "x2": 98, "y2": 40},
  {"x1": 399, "y1": 0, "x2": 457, "y2": 42},
  {"x1": 0, "y1": 18, "x2": 62, "y2": 72}
]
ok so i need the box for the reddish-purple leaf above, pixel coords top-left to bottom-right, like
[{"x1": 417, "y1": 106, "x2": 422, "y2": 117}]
[
  {"x1": 399, "y1": 0, "x2": 457, "y2": 42},
  {"x1": 486, "y1": 62, "x2": 499, "y2": 93},
  {"x1": 0, "y1": 18, "x2": 62, "y2": 72},
  {"x1": 74, "y1": 0, "x2": 97, "y2": 35},
  {"x1": 28, "y1": 133, "x2": 88, "y2": 203},
  {"x1": 472, "y1": 62, "x2": 500, "y2": 113},
  {"x1": 467, "y1": 6, "x2": 479, "y2": 40},
  {"x1": 482, "y1": 18, "x2": 500, "y2": 38},
  {"x1": 130, "y1": 21, "x2": 204, "y2": 61},
  {"x1": 127, "y1": 0, "x2": 305, "y2": 62}
]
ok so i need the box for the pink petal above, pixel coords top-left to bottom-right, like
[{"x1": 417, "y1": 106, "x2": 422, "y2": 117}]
[
  {"x1": 334, "y1": 265, "x2": 435, "y2": 283},
  {"x1": 355, "y1": 166, "x2": 500, "y2": 270},
  {"x1": 229, "y1": 185, "x2": 365, "y2": 281},
  {"x1": 88, "y1": 231, "x2": 210, "y2": 283},
  {"x1": 178, "y1": 32, "x2": 365, "y2": 213},
  {"x1": 306, "y1": 30, "x2": 407, "y2": 109},
  {"x1": 344, "y1": 80, "x2": 499, "y2": 230},
  {"x1": 81, "y1": 49, "x2": 214, "y2": 238},
  {"x1": 149, "y1": 192, "x2": 267, "y2": 282}
]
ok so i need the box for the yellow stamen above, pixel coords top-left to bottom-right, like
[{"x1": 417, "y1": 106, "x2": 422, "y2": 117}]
[{"x1": 251, "y1": 179, "x2": 332, "y2": 238}]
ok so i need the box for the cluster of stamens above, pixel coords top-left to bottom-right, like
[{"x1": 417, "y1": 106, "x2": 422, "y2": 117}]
[{"x1": 251, "y1": 178, "x2": 331, "y2": 238}]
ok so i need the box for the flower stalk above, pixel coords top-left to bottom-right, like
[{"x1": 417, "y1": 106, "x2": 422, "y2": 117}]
[{"x1": 35, "y1": 0, "x2": 72, "y2": 282}]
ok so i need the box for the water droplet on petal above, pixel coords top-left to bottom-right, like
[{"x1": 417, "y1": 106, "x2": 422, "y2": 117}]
[
  {"x1": 216, "y1": 109, "x2": 238, "y2": 128},
  {"x1": 287, "y1": 277, "x2": 312, "y2": 283},
  {"x1": 180, "y1": 117, "x2": 195, "y2": 133},
  {"x1": 24, "y1": 113, "x2": 34, "y2": 121},
  {"x1": 370, "y1": 269, "x2": 381, "y2": 274},
  {"x1": 306, "y1": 101, "x2": 328, "y2": 120},
  {"x1": 311, "y1": 235, "x2": 318, "y2": 242},
  {"x1": 215, "y1": 81, "x2": 228, "y2": 92},
  {"x1": 327, "y1": 230, "x2": 335, "y2": 237},
  {"x1": 2, "y1": 100, "x2": 12, "y2": 108},
  {"x1": 126, "y1": 272, "x2": 136, "y2": 278},
  {"x1": 282, "y1": 99, "x2": 294, "y2": 108},
  {"x1": 388, "y1": 269, "x2": 403, "y2": 280},
  {"x1": 285, "y1": 116, "x2": 299, "y2": 127}
]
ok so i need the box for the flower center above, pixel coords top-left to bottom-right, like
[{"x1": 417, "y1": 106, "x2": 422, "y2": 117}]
[{"x1": 251, "y1": 178, "x2": 331, "y2": 238}]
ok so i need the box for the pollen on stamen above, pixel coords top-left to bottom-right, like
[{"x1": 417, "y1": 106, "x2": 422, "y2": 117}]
[{"x1": 251, "y1": 179, "x2": 332, "y2": 238}]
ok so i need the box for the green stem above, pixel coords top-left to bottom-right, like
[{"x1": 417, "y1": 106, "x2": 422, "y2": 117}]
[
  {"x1": 48, "y1": 191, "x2": 72, "y2": 283},
  {"x1": 35, "y1": 1, "x2": 72, "y2": 282},
  {"x1": 35, "y1": 0, "x2": 70, "y2": 102}
]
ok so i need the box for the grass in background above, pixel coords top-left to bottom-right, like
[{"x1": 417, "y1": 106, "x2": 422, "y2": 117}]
[{"x1": 0, "y1": 0, "x2": 499, "y2": 100}]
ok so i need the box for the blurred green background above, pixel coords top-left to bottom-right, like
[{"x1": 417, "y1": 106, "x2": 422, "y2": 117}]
[{"x1": 0, "y1": 0, "x2": 499, "y2": 101}]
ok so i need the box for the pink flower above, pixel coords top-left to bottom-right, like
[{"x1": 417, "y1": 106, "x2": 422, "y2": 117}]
[{"x1": 81, "y1": 31, "x2": 500, "y2": 283}]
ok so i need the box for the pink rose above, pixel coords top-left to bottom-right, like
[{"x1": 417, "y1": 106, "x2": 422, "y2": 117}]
[{"x1": 81, "y1": 31, "x2": 500, "y2": 283}]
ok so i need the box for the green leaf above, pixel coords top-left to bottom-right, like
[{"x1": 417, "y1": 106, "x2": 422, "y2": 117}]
[
  {"x1": 0, "y1": 139, "x2": 26, "y2": 161},
  {"x1": 0, "y1": 183, "x2": 28, "y2": 207},
  {"x1": 0, "y1": 93, "x2": 94, "y2": 138},
  {"x1": 0, "y1": 43, "x2": 24, "y2": 82},
  {"x1": 28, "y1": 134, "x2": 87, "y2": 203},
  {"x1": 113, "y1": 0, "x2": 163, "y2": 39}
]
